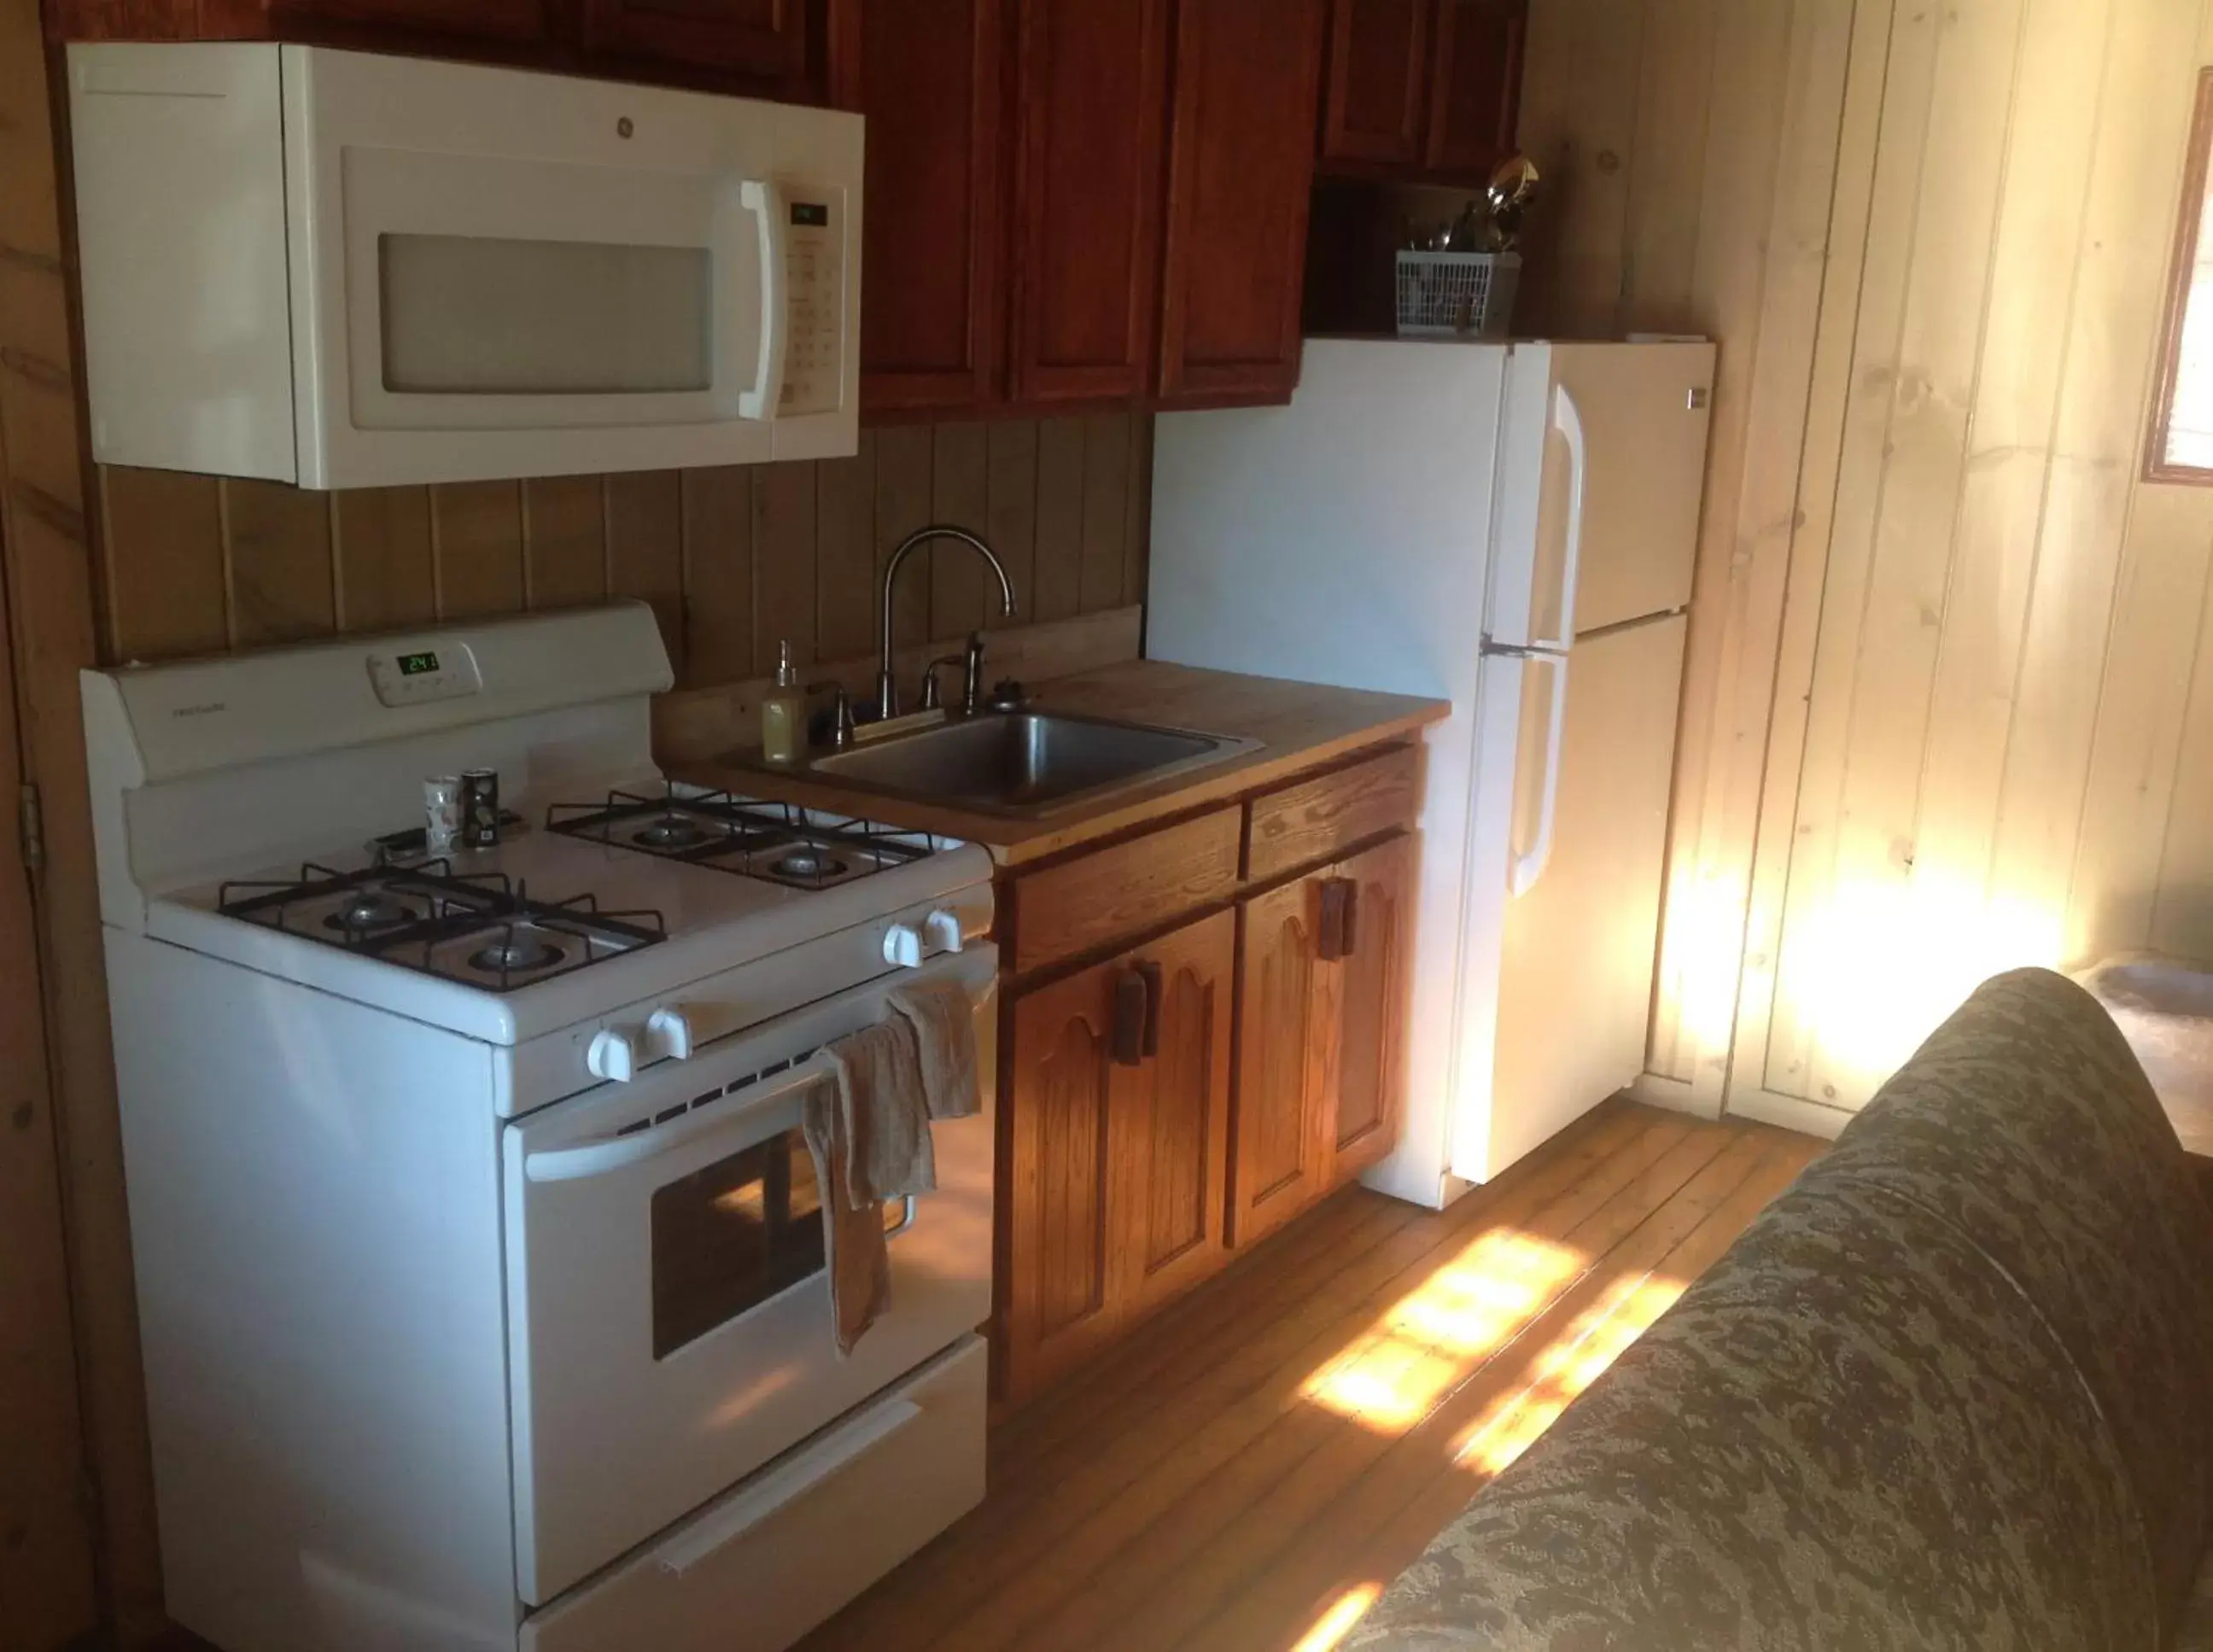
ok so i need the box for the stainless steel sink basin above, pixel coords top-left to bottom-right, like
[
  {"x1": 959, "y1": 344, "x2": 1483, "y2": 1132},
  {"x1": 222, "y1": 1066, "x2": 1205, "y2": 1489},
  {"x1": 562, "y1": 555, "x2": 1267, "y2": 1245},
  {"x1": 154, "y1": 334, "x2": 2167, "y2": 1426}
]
[{"x1": 807, "y1": 709, "x2": 1258, "y2": 817}]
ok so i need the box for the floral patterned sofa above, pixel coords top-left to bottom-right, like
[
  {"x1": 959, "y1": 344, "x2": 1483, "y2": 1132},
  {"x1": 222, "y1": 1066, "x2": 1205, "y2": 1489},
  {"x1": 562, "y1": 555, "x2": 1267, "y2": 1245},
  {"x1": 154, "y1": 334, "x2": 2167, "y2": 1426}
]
[{"x1": 1352, "y1": 968, "x2": 2213, "y2": 1650}]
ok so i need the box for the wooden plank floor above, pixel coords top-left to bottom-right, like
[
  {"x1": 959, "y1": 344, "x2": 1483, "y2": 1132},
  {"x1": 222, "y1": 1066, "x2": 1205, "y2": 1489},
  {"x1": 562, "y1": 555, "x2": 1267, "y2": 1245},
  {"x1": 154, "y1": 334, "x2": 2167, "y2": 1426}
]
[{"x1": 801, "y1": 1100, "x2": 1825, "y2": 1652}]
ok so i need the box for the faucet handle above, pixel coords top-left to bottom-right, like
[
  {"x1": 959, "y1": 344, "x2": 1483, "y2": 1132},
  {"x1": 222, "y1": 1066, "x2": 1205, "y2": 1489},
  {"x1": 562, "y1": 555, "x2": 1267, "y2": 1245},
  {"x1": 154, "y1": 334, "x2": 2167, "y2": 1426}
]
[
  {"x1": 804, "y1": 680, "x2": 856, "y2": 750},
  {"x1": 919, "y1": 655, "x2": 964, "y2": 712}
]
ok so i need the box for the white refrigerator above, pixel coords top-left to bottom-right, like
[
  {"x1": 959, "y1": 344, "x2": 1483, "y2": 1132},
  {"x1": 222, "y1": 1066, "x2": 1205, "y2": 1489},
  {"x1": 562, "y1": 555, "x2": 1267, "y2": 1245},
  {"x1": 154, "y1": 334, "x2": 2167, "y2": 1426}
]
[{"x1": 1147, "y1": 336, "x2": 1714, "y2": 1205}]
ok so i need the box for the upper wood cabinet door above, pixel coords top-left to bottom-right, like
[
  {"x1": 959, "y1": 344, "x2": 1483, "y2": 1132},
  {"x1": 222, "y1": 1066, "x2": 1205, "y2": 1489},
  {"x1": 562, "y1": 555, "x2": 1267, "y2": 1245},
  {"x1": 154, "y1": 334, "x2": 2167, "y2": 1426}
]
[
  {"x1": 855, "y1": 0, "x2": 1007, "y2": 415},
  {"x1": 579, "y1": 0, "x2": 807, "y2": 74},
  {"x1": 1003, "y1": 954, "x2": 1126, "y2": 1404},
  {"x1": 1327, "y1": 833, "x2": 1412, "y2": 1178},
  {"x1": 1229, "y1": 873, "x2": 1332, "y2": 1248},
  {"x1": 1424, "y1": 0, "x2": 1524, "y2": 178},
  {"x1": 1111, "y1": 908, "x2": 1235, "y2": 1318},
  {"x1": 1319, "y1": 0, "x2": 1429, "y2": 166},
  {"x1": 1155, "y1": 0, "x2": 1327, "y2": 406},
  {"x1": 175, "y1": 0, "x2": 551, "y2": 41},
  {"x1": 1007, "y1": 0, "x2": 1171, "y2": 406}
]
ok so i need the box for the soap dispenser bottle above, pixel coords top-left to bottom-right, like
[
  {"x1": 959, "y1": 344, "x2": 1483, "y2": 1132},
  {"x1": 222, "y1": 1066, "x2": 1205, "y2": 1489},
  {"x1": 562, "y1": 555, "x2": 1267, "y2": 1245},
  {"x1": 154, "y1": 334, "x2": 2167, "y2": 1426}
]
[{"x1": 761, "y1": 641, "x2": 805, "y2": 763}]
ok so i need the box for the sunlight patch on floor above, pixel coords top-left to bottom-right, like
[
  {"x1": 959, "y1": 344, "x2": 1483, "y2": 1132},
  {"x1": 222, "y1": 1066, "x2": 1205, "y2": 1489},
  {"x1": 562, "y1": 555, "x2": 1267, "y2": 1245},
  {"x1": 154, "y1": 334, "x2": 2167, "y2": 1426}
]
[
  {"x1": 1290, "y1": 1582, "x2": 1384, "y2": 1652},
  {"x1": 1451, "y1": 1267, "x2": 1687, "y2": 1477},
  {"x1": 1299, "y1": 1228, "x2": 1586, "y2": 1433}
]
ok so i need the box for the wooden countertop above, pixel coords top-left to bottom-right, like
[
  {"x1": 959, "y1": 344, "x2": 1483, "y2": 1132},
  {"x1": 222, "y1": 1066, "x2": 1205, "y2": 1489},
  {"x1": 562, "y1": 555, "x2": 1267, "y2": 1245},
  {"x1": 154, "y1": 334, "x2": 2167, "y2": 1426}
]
[{"x1": 667, "y1": 659, "x2": 1450, "y2": 866}]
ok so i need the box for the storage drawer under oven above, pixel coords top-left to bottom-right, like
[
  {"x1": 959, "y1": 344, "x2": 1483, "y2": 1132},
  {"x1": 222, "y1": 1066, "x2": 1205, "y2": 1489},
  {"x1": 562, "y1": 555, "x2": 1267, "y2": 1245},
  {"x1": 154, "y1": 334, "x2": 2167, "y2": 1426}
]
[
  {"x1": 502, "y1": 943, "x2": 996, "y2": 1606},
  {"x1": 521, "y1": 1335, "x2": 987, "y2": 1652}
]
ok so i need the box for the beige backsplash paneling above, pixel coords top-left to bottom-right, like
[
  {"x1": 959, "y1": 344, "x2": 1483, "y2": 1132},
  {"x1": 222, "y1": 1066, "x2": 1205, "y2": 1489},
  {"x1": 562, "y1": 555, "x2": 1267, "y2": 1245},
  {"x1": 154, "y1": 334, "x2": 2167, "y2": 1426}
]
[{"x1": 92, "y1": 411, "x2": 1153, "y2": 689}]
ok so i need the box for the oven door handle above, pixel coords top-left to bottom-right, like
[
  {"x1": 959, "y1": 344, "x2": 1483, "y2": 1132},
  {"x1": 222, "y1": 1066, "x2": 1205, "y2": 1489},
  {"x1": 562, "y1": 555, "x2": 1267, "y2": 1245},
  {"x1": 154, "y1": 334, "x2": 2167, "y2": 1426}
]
[{"x1": 523, "y1": 1054, "x2": 832, "y2": 1184}]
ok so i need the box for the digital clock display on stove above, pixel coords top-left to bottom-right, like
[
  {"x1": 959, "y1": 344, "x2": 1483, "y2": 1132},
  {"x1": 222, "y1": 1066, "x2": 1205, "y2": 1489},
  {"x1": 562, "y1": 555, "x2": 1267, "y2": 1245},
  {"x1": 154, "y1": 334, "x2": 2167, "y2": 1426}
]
[{"x1": 396, "y1": 651, "x2": 440, "y2": 676}]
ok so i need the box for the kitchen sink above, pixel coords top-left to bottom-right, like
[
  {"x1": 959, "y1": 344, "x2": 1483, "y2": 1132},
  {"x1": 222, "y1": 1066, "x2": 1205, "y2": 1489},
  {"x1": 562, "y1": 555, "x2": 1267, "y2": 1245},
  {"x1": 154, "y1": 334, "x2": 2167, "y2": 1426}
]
[{"x1": 807, "y1": 709, "x2": 1258, "y2": 817}]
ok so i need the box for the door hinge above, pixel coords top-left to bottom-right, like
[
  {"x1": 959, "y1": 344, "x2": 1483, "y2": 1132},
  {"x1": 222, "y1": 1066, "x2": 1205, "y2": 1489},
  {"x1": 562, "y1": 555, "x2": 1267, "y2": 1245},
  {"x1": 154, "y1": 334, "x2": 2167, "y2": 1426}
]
[{"x1": 19, "y1": 782, "x2": 44, "y2": 877}]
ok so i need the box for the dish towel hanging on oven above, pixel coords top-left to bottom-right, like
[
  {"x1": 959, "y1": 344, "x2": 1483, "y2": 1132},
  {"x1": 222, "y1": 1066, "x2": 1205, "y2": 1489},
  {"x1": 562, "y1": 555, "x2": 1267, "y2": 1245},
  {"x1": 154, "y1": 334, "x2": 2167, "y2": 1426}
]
[
  {"x1": 801, "y1": 1018, "x2": 935, "y2": 1356},
  {"x1": 888, "y1": 980, "x2": 982, "y2": 1120},
  {"x1": 797, "y1": 1077, "x2": 887, "y2": 1358}
]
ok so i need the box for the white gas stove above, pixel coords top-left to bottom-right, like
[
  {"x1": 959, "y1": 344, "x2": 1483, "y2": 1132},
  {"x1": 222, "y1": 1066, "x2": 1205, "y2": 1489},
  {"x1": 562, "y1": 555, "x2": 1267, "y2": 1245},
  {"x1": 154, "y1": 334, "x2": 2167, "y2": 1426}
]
[{"x1": 85, "y1": 604, "x2": 996, "y2": 1652}]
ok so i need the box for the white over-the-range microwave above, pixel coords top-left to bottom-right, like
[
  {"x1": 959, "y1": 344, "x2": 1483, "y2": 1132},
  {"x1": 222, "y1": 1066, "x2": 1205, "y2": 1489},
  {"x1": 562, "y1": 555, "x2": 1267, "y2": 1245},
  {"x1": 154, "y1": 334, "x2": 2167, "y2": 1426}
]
[{"x1": 67, "y1": 44, "x2": 860, "y2": 487}]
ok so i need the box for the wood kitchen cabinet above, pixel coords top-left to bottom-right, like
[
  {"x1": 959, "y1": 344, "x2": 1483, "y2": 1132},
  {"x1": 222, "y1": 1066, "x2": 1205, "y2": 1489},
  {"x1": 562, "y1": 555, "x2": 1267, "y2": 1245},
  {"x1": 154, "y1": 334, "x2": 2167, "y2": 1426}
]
[
  {"x1": 850, "y1": 0, "x2": 1324, "y2": 417},
  {"x1": 1229, "y1": 873, "x2": 1330, "y2": 1246},
  {"x1": 853, "y1": 0, "x2": 1007, "y2": 415},
  {"x1": 49, "y1": 0, "x2": 826, "y2": 96},
  {"x1": 1001, "y1": 908, "x2": 1235, "y2": 1404},
  {"x1": 1229, "y1": 832, "x2": 1414, "y2": 1248},
  {"x1": 54, "y1": 0, "x2": 551, "y2": 40},
  {"x1": 1007, "y1": 0, "x2": 1171, "y2": 406},
  {"x1": 1320, "y1": 0, "x2": 1428, "y2": 167},
  {"x1": 1423, "y1": 0, "x2": 1524, "y2": 176},
  {"x1": 1317, "y1": 0, "x2": 1525, "y2": 184},
  {"x1": 579, "y1": 0, "x2": 809, "y2": 79},
  {"x1": 1328, "y1": 832, "x2": 1413, "y2": 1176},
  {"x1": 1155, "y1": 0, "x2": 1328, "y2": 406},
  {"x1": 992, "y1": 742, "x2": 1421, "y2": 1408}
]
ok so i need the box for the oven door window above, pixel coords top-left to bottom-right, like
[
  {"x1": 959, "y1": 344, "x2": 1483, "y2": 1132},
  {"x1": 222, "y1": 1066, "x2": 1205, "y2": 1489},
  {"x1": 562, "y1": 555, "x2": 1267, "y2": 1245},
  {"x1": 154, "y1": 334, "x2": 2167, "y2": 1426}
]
[{"x1": 650, "y1": 1125, "x2": 909, "y2": 1360}]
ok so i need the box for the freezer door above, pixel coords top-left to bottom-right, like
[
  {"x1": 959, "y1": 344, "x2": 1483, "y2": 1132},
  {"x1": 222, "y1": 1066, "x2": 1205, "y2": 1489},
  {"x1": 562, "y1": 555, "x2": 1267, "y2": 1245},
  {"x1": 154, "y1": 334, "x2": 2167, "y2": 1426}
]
[
  {"x1": 1459, "y1": 612, "x2": 1687, "y2": 1182},
  {"x1": 1488, "y1": 341, "x2": 1715, "y2": 647},
  {"x1": 1555, "y1": 341, "x2": 1714, "y2": 635}
]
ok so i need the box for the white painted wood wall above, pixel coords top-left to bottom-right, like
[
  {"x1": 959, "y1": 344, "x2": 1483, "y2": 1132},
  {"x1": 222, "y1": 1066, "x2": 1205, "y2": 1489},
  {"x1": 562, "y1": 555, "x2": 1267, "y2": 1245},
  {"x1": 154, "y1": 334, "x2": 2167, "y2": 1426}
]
[{"x1": 1524, "y1": 0, "x2": 2213, "y2": 1135}]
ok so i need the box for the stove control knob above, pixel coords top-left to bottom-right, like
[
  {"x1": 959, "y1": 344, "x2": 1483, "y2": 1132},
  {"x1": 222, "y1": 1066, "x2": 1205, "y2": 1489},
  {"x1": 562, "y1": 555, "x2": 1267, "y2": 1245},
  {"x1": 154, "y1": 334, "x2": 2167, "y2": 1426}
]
[
  {"x1": 883, "y1": 922, "x2": 925, "y2": 969},
  {"x1": 587, "y1": 1025, "x2": 641, "y2": 1083},
  {"x1": 647, "y1": 1007, "x2": 696, "y2": 1061},
  {"x1": 924, "y1": 908, "x2": 966, "y2": 955},
  {"x1": 884, "y1": 908, "x2": 967, "y2": 969}
]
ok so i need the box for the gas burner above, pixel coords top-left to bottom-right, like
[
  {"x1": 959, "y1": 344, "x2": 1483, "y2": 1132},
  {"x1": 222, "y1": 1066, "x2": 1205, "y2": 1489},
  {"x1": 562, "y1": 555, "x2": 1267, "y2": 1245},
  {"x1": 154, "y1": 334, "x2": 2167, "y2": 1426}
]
[
  {"x1": 469, "y1": 936, "x2": 565, "y2": 974},
  {"x1": 214, "y1": 861, "x2": 665, "y2": 992},
  {"x1": 546, "y1": 785, "x2": 951, "y2": 892},
  {"x1": 634, "y1": 815, "x2": 713, "y2": 850},
  {"x1": 326, "y1": 892, "x2": 420, "y2": 933}
]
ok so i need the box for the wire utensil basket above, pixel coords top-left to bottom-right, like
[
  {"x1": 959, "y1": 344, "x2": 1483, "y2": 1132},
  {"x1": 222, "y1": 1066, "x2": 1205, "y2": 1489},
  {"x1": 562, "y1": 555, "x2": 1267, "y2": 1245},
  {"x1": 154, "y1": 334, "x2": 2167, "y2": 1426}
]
[{"x1": 1395, "y1": 250, "x2": 1521, "y2": 339}]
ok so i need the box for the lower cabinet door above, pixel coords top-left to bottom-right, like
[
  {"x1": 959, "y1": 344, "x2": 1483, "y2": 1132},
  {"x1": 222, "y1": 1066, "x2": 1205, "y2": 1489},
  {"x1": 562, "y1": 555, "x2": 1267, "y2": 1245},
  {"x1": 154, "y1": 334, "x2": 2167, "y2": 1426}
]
[
  {"x1": 1003, "y1": 908, "x2": 1236, "y2": 1404},
  {"x1": 1328, "y1": 833, "x2": 1413, "y2": 1177},
  {"x1": 1229, "y1": 873, "x2": 1332, "y2": 1246},
  {"x1": 1111, "y1": 908, "x2": 1236, "y2": 1319},
  {"x1": 1004, "y1": 956, "x2": 1128, "y2": 1403}
]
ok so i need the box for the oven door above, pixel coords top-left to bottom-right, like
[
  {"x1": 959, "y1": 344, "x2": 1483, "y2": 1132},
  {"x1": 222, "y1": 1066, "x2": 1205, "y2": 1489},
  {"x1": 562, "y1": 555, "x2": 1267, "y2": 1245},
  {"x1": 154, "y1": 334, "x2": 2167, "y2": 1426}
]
[{"x1": 503, "y1": 943, "x2": 996, "y2": 1607}]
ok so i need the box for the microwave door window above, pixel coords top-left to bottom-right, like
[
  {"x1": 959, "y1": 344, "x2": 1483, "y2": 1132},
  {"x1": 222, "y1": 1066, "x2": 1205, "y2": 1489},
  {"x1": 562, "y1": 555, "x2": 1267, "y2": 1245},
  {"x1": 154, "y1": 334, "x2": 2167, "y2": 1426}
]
[{"x1": 378, "y1": 232, "x2": 713, "y2": 395}]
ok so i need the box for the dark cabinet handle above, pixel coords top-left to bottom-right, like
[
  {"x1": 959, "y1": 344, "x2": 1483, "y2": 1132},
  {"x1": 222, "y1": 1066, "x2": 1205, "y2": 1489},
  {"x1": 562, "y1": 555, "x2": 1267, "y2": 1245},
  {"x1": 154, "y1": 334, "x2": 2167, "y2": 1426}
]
[
  {"x1": 1317, "y1": 877, "x2": 1359, "y2": 962},
  {"x1": 1136, "y1": 959, "x2": 1163, "y2": 1060},
  {"x1": 1112, "y1": 968, "x2": 1149, "y2": 1067}
]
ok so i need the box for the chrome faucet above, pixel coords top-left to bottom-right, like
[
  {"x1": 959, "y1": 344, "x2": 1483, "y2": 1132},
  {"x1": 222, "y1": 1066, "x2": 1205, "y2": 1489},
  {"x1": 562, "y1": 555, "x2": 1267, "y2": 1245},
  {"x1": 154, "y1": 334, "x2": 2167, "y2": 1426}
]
[{"x1": 876, "y1": 526, "x2": 1017, "y2": 720}]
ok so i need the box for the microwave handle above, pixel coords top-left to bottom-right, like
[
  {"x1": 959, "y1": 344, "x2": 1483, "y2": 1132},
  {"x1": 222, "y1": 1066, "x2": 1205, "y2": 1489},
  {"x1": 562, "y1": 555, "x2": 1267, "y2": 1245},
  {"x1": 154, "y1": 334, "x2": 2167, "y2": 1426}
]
[
  {"x1": 739, "y1": 178, "x2": 791, "y2": 423},
  {"x1": 523, "y1": 1049, "x2": 831, "y2": 1183}
]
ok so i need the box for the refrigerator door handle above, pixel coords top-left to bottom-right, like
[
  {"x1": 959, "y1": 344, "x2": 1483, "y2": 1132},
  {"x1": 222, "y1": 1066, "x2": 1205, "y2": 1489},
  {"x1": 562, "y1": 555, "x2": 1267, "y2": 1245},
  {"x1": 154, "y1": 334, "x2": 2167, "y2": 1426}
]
[
  {"x1": 1509, "y1": 654, "x2": 1570, "y2": 897},
  {"x1": 1533, "y1": 385, "x2": 1588, "y2": 652}
]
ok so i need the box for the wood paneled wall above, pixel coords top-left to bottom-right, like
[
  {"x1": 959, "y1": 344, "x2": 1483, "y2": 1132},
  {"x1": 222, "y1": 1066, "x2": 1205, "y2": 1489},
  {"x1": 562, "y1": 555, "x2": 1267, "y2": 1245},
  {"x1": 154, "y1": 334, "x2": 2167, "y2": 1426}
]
[
  {"x1": 1527, "y1": 0, "x2": 2213, "y2": 1134},
  {"x1": 95, "y1": 412, "x2": 1153, "y2": 685}
]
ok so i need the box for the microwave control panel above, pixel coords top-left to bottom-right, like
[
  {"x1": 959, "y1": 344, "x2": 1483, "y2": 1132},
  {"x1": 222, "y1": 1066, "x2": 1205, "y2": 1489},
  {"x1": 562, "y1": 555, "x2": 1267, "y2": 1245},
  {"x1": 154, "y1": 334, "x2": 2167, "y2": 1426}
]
[{"x1": 779, "y1": 191, "x2": 845, "y2": 417}]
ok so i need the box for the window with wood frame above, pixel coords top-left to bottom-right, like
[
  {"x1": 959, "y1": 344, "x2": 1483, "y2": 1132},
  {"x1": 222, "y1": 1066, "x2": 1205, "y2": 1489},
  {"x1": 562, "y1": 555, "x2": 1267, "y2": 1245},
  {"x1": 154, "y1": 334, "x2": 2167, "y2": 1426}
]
[{"x1": 2149, "y1": 67, "x2": 2213, "y2": 482}]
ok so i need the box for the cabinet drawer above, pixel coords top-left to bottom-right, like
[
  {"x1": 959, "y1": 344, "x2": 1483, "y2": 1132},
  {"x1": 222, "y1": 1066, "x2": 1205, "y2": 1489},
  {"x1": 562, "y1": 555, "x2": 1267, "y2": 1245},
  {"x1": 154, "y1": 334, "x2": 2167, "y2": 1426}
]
[
  {"x1": 1247, "y1": 744, "x2": 1419, "y2": 883},
  {"x1": 520, "y1": 1336, "x2": 986, "y2": 1652},
  {"x1": 1012, "y1": 807, "x2": 1241, "y2": 973}
]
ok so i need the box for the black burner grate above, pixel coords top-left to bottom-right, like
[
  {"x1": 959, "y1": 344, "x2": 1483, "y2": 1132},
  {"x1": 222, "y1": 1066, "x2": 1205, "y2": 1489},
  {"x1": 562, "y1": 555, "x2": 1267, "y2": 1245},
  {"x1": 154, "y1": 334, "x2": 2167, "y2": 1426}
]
[
  {"x1": 217, "y1": 861, "x2": 666, "y2": 991},
  {"x1": 545, "y1": 784, "x2": 951, "y2": 890}
]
